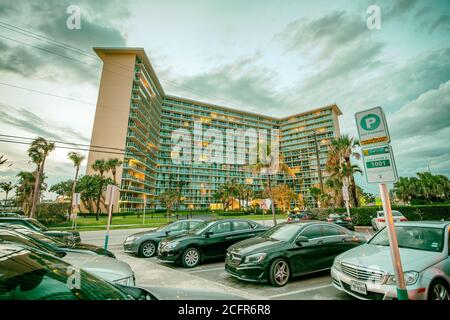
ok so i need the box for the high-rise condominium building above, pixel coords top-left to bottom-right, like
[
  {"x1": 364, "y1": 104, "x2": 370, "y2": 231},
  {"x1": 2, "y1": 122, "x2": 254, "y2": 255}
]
[{"x1": 86, "y1": 48, "x2": 342, "y2": 212}]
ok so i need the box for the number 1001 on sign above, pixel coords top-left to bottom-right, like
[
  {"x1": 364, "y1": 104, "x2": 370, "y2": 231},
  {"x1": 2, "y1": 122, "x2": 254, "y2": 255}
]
[{"x1": 362, "y1": 145, "x2": 398, "y2": 183}]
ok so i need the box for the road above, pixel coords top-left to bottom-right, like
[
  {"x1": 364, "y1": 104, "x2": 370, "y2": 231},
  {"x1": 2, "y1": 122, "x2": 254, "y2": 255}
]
[{"x1": 80, "y1": 223, "x2": 374, "y2": 300}]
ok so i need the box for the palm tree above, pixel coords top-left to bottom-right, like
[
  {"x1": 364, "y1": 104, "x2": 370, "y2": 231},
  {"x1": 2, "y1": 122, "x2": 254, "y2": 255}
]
[
  {"x1": 28, "y1": 137, "x2": 55, "y2": 218},
  {"x1": 91, "y1": 159, "x2": 110, "y2": 220},
  {"x1": 106, "y1": 158, "x2": 123, "y2": 185},
  {"x1": 68, "y1": 152, "x2": 86, "y2": 217},
  {"x1": 15, "y1": 171, "x2": 46, "y2": 214},
  {"x1": 327, "y1": 135, "x2": 361, "y2": 207},
  {"x1": 394, "y1": 177, "x2": 413, "y2": 204},
  {"x1": 250, "y1": 150, "x2": 295, "y2": 226},
  {"x1": 0, "y1": 181, "x2": 14, "y2": 207},
  {"x1": 0, "y1": 155, "x2": 7, "y2": 166}
]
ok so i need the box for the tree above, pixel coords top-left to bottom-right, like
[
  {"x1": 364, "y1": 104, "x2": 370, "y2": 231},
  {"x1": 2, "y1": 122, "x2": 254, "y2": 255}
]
[
  {"x1": 309, "y1": 187, "x2": 322, "y2": 208},
  {"x1": 250, "y1": 150, "x2": 295, "y2": 225},
  {"x1": 75, "y1": 175, "x2": 113, "y2": 213},
  {"x1": 49, "y1": 180, "x2": 74, "y2": 197},
  {"x1": 91, "y1": 159, "x2": 110, "y2": 220},
  {"x1": 327, "y1": 135, "x2": 361, "y2": 207},
  {"x1": 106, "y1": 158, "x2": 123, "y2": 184},
  {"x1": 271, "y1": 184, "x2": 297, "y2": 213},
  {"x1": 0, "y1": 155, "x2": 7, "y2": 166},
  {"x1": 0, "y1": 181, "x2": 14, "y2": 207},
  {"x1": 28, "y1": 137, "x2": 55, "y2": 218},
  {"x1": 68, "y1": 152, "x2": 86, "y2": 217},
  {"x1": 394, "y1": 172, "x2": 450, "y2": 204},
  {"x1": 158, "y1": 190, "x2": 180, "y2": 217},
  {"x1": 16, "y1": 171, "x2": 46, "y2": 214}
]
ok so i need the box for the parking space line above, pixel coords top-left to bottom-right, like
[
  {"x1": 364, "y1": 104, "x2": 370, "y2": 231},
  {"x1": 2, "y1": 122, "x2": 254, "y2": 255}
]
[
  {"x1": 187, "y1": 267, "x2": 225, "y2": 273},
  {"x1": 267, "y1": 284, "x2": 332, "y2": 299}
]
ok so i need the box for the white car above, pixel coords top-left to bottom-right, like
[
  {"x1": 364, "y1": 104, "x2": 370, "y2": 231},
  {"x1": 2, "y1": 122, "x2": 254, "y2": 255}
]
[
  {"x1": 331, "y1": 221, "x2": 450, "y2": 300},
  {"x1": 371, "y1": 210, "x2": 407, "y2": 231}
]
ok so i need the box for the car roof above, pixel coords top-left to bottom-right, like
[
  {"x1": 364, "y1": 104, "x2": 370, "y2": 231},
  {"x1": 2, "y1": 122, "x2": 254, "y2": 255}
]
[
  {"x1": 0, "y1": 241, "x2": 27, "y2": 258},
  {"x1": 394, "y1": 220, "x2": 450, "y2": 228},
  {"x1": 0, "y1": 216, "x2": 31, "y2": 221}
]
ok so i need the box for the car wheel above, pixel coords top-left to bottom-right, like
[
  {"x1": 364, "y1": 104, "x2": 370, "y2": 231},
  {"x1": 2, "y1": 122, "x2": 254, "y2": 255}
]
[
  {"x1": 428, "y1": 279, "x2": 450, "y2": 300},
  {"x1": 182, "y1": 247, "x2": 201, "y2": 268},
  {"x1": 268, "y1": 258, "x2": 290, "y2": 287},
  {"x1": 139, "y1": 241, "x2": 157, "y2": 258}
]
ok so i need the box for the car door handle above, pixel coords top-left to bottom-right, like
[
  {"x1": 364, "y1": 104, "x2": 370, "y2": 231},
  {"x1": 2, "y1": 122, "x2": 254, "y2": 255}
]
[
  {"x1": 225, "y1": 236, "x2": 234, "y2": 240},
  {"x1": 247, "y1": 233, "x2": 255, "y2": 237}
]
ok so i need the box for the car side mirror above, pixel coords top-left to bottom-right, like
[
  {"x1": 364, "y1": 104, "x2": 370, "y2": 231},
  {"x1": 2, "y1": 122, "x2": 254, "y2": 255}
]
[
  {"x1": 295, "y1": 236, "x2": 309, "y2": 246},
  {"x1": 204, "y1": 231, "x2": 213, "y2": 238},
  {"x1": 56, "y1": 251, "x2": 67, "y2": 258},
  {"x1": 165, "y1": 230, "x2": 171, "y2": 235}
]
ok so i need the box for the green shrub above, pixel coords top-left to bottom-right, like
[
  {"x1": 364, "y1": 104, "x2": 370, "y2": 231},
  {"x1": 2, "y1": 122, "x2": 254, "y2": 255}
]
[
  {"x1": 217, "y1": 211, "x2": 249, "y2": 216},
  {"x1": 36, "y1": 203, "x2": 70, "y2": 224},
  {"x1": 311, "y1": 205, "x2": 450, "y2": 226}
]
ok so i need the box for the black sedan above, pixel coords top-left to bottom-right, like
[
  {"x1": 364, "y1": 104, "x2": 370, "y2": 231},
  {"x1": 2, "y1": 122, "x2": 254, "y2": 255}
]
[
  {"x1": 225, "y1": 221, "x2": 368, "y2": 286},
  {"x1": 124, "y1": 219, "x2": 204, "y2": 257},
  {"x1": 157, "y1": 219, "x2": 268, "y2": 268},
  {"x1": 326, "y1": 213, "x2": 354, "y2": 230}
]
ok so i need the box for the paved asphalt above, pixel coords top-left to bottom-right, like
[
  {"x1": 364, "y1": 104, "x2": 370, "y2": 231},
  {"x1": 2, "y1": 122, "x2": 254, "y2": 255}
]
[{"x1": 79, "y1": 222, "x2": 374, "y2": 300}]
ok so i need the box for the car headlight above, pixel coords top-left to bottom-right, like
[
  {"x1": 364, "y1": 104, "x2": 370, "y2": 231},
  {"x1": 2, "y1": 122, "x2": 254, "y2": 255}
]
[
  {"x1": 243, "y1": 253, "x2": 267, "y2": 264},
  {"x1": 165, "y1": 241, "x2": 179, "y2": 250},
  {"x1": 125, "y1": 235, "x2": 139, "y2": 243},
  {"x1": 113, "y1": 276, "x2": 135, "y2": 286},
  {"x1": 385, "y1": 271, "x2": 419, "y2": 286},
  {"x1": 332, "y1": 259, "x2": 342, "y2": 271}
]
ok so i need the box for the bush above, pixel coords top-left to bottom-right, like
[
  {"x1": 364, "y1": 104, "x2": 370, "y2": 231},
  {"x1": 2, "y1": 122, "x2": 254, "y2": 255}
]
[
  {"x1": 310, "y1": 205, "x2": 450, "y2": 226},
  {"x1": 36, "y1": 203, "x2": 70, "y2": 224},
  {"x1": 217, "y1": 211, "x2": 249, "y2": 216}
]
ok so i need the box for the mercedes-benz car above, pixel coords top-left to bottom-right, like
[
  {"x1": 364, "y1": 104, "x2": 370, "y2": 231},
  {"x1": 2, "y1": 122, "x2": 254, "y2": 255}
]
[
  {"x1": 0, "y1": 228, "x2": 135, "y2": 286},
  {"x1": 331, "y1": 221, "x2": 450, "y2": 300},
  {"x1": 0, "y1": 216, "x2": 81, "y2": 245},
  {"x1": 371, "y1": 210, "x2": 407, "y2": 231},
  {"x1": 124, "y1": 219, "x2": 204, "y2": 257},
  {"x1": 158, "y1": 219, "x2": 268, "y2": 268},
  {"x1": 225, "y1": 221, "x2": 368, "y2": 286}
]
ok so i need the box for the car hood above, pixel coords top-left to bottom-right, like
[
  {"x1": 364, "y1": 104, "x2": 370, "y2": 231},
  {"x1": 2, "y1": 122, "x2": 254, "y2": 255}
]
[
  {"x1": 163, "y1": 232, "x2": 199, "y2": 243},
  {"x1": 129, "y1": 229, "x2": 162, "y2": 238},
  {"x1": 141, "y1": 286, "x2": 245, "y2": 300},
  {"x1": 66, "y1": 243, "x2": 115, "y2": 258},
  {"x1": 336, "y1": 244, "x2": 445, "y2": 274},
  {"x1": 228, "y1": 236, "x2": 285, "y2": 255},
  {"x1": 62, "y1": 252, "x2": 133, "y2": 281}
]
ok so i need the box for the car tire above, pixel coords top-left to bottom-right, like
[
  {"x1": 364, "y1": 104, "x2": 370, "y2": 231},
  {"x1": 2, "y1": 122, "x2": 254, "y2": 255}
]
[
  {"x1": 181, "y1": 247, "x2": 201, "y2": 268},
  {"x1": 428, "y1": 279, "x2": 450, "y2": 300},
  {"x1": 139, "y1": 241, "x2": 157, "y2": 258},
  {"x1": 268, "y1": 258, "x2": 290, "y2": 287}
]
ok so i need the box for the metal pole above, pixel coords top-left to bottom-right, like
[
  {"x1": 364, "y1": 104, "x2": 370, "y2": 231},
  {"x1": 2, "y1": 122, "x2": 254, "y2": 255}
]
[
  {"x1": 379, "y1": 183, "x2": 408, "y2": 300},
  {"x1": 312, "y1": 132, "x2": 324, "y2": 193},
  {"x1": 345, "y1": 199, "x2": 350, "y2": 218},
  {"x1": 104, "y1": 188, "x2": 113, "y2": 251},
  {"x1": 143, "y1": 197, "x2": 146, "y2": 225}
]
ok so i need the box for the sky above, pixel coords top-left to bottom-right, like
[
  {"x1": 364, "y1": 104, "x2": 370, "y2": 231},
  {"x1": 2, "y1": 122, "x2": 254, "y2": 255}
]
[{"x1": 0, "y1": 0, "x2": 449, "y2": 199}]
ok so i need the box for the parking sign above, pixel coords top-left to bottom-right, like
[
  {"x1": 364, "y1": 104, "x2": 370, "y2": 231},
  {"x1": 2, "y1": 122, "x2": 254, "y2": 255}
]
[
  {"x1": 355, "y1": 107, "x2": 390, "y2": 146},
  {"x1": 362, "y1": 144, "x2": 398, "y2": 183}
]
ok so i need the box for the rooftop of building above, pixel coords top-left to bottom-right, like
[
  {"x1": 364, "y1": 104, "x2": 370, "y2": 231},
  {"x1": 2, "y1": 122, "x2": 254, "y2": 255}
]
[{"x1": 94, "y1": 47, "x2": 342, "y2": 121}]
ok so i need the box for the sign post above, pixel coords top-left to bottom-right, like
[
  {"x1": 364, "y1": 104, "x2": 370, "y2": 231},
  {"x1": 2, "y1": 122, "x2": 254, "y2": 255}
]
[
  {"x1": 143, "y1": 194, "x2": 147, "y2": 225},
  {"x1": 104, "y1": 185, "x2": 119, "y2": 250},
  {"x1": 342, "y1": 177, "x2": 350, "y2": 218},
  {"x1": 71, "y1": 193, "x2": 80, "y2": 230},
  {"x1": 355, "y1": 106, "x2": 408, "y2": 300}
]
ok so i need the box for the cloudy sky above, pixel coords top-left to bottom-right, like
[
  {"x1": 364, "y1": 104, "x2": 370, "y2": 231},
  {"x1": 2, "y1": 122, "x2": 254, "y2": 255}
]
[{"x1": 0, "y1": 0, "x2": 449, "y2": 199}]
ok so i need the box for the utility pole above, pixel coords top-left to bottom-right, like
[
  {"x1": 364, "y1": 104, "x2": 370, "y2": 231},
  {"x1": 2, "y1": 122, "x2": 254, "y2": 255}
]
[{"x1": 312, "y1": 131, "x2": 324, "y2": 193}]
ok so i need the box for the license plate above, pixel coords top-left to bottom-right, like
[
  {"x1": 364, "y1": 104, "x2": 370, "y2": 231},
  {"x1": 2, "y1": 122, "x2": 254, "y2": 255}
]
[
  {"x1": 350, "y1": 280, "x2": 367, "y2": 295},
  {"x1": 336, "y1": 219, "x2": 342, "y2": 222}
]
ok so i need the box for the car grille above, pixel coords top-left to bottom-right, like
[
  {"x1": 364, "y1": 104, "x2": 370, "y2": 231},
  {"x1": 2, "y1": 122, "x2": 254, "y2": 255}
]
[
  {"x1": 226, "y1": 252, "x2": 242, "y2": 266},
  {"x1": 341, "y1": 263, "x2": 384, "y2": 283}
]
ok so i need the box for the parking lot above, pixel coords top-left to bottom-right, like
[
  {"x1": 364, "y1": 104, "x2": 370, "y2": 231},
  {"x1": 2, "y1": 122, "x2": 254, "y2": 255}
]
[{"x1": 80, "y1": 226, "x2": 374, "y2": 300}]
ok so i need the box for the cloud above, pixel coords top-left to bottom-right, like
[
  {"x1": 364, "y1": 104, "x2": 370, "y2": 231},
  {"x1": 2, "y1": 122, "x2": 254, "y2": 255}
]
[
  {"x1": 0, "y1": 102, "x2": 90, "y2": 143},
  {"x1": 0, "y1": 0, "x2": 131, "y2": 83}
]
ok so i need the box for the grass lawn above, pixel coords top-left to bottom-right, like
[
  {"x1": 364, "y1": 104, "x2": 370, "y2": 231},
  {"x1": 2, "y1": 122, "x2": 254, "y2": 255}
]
[{"x1": 47, "y1": 212, "x2": 287, "y2": 231}]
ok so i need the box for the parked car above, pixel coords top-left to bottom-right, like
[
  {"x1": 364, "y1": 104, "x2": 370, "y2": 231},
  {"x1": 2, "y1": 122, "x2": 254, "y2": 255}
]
[
  {"x1": 0, "y1": 216, "x2": 81, "y2": 245},
  {"x1": 327, "y1": 213, "x2": 355, "y2": 230},
  {"x1": 124, "y1": 219, "x2": 204, "y2": 257},
  {"x1": 225, "y1": 221, "x2": 368, "y2": 286},
  {"x1": 0, "y1": 228, "x2": 135, "y2": 286},
  {"x1": 158, "y1": 219, "x2": 268, "y2": 268},
  {"x1": 0, "y1": 243, "x2": 243, "y2": 300},
  {"x1": 371, "y1": 210, "x2": 407, "y2": 231},
  {"x1": 331, "y1": 221, "x2": 450, "y2": 300},
  {"x1": 1, "y1": 224, "x2": 115, "y2": 258},
  {"x1": 287, "y1": 210, "x2": 312, "y2": 222}
]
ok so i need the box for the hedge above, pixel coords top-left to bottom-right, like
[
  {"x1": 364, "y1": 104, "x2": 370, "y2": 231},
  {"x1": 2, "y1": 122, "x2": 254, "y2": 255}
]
[
  {"x1": 36, "y1": 203, "x2": 70, "y2": 224},
  {"x1": 310, "y1": 205, "x2": 450, "y2": 226}
]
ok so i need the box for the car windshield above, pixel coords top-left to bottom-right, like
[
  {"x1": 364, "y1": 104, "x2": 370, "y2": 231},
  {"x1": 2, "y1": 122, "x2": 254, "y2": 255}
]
[
  {"x1": 18, "y1": 230, "x2": 64, "y2": 247},
  {"x1": 28, "y1": 219, "x2": 48, "y2": 231},
  {"x1": 0, "y1": 232, "x2": 57, "y2": 256},
  {"x1": 378, "y1": 211, "x2": 402, "y2": 217},
  {"x1": 187, "y1": 221, "x2": 216, "y2": 235},
  {"x1": 261, "y1": 224, "x2": 301, "y2": 242},
  {"x1": 368, "y1": 226, "x2": 444, "y2": 252},
  {"x1": 0, "y1": 248, "x2": 133, "y2": 300}
]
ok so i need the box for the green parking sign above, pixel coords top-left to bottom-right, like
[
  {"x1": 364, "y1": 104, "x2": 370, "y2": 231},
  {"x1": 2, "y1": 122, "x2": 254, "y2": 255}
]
[
  {"x1": 355, "y1": 107, "x2": 390, "y2": 146},
  {"x1": 361, "y1": 144, "x2": 398, "y2": 183}
]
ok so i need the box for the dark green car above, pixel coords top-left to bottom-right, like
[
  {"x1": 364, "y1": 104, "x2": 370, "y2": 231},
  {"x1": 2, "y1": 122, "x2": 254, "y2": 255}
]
[
  {"x1": 157, "y1": 219, "x2": 269, "y2": 268},
  {"x1": 225, "y1": 221, "x2": 368, "y2": 287}
]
